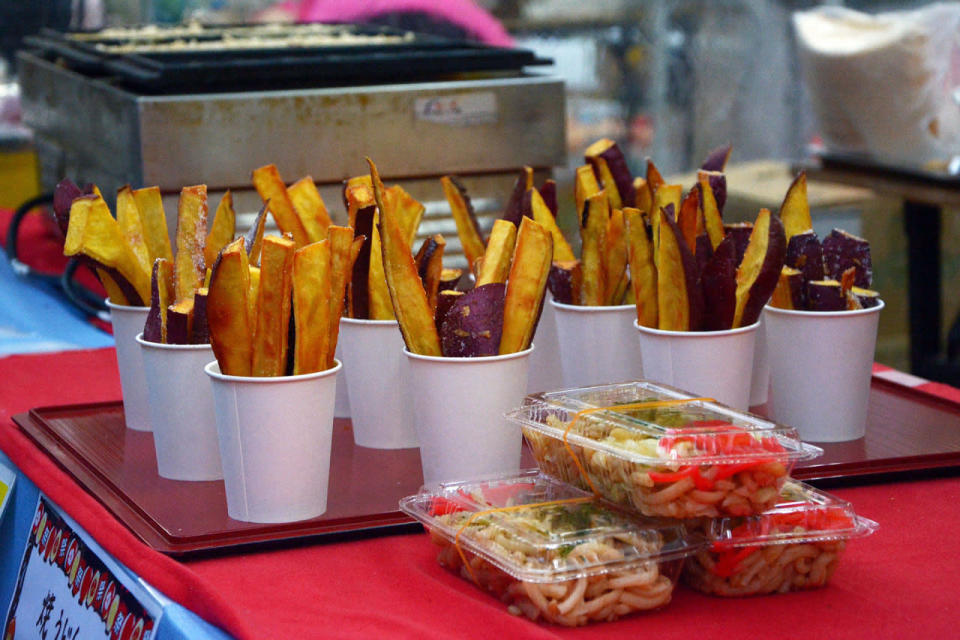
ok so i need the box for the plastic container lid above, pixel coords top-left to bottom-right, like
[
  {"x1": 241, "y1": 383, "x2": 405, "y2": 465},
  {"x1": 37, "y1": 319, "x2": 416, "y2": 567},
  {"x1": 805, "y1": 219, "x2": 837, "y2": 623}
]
[
  {"x1": 507, "y1": 381, "x2": 823, "y2": 468},
  {"x1": 399, "y1": 470, "x2": 701, "y2": 583},
  {"x1": 704, "y1": 480, "x2": 879, "y2": 548}
]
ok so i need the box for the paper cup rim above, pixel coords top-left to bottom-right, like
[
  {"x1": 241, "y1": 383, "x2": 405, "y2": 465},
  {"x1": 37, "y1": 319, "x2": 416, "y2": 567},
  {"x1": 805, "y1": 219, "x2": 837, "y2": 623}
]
[
  {"x1": 135, "y1": 333, "x2": 213, "y2": 351},
  {"x1": 633, "y1": 319, "x2": 760, "y2": 337},
  {"x1": 105, "y1": 300, "x2": 149, "y2": 312},
  {"x1": 403, "y1": 346, "x2": 534, "y2": 364},
  {"x1": 204, "y1": 358, "x2": 342, "y2": 382},
  {"x1": 763, "y1": 299, "x2": 885, "y2": 318},
  {"x1": 340, "y1": 317, "x2": 400, "y2": 327},
  {"x1": 550, "y1": 300, "x2": 635, "y2": 313}
]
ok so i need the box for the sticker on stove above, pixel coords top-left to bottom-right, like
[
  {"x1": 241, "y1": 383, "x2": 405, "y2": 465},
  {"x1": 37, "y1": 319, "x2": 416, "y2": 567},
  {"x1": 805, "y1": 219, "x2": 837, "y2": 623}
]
[{"x1": 415, "y1": 92, "x2": 498, "y2": 126}]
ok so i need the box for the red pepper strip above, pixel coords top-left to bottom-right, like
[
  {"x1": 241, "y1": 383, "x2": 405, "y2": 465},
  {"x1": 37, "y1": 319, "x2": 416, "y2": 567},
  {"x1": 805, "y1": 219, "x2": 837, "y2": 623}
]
[
  {"x1": 647, "y1": 466, "x2": 698, "y2": 484},
  {"x1": 712, "y1": 461, "x2": 765, "y2": 482},
  {"x1": 710, "y1": 546, "x2": 759, "y2": 578},
  {"x1": 691, "y1": 466, "x2": 716, "y2": 491},
  {"x1": 430, "y1": 496, "x2": 468, "y2": 516}
]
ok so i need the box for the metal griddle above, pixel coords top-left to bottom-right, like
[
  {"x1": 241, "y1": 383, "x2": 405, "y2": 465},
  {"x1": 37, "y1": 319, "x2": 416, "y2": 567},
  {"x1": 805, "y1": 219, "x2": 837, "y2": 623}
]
[{"x1": 24, "y1": 22, "x2": 550, "y2": 94}]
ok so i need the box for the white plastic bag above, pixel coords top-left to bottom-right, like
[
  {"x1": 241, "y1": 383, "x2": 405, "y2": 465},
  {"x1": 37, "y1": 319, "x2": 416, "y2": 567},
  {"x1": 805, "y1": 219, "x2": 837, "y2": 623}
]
[{"x1": 794, "y1": 3, "x2": 960, "y2": 167}]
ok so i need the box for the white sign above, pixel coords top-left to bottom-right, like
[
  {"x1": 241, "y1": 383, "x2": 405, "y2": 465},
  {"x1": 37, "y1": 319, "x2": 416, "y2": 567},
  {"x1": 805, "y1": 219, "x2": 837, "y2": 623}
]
[
  {"x1": 3, "y1": 495, "x2": 162, "y2": 640},
  {"x1": 414, "y1": 92, "x2": 498, "y2": 126}
]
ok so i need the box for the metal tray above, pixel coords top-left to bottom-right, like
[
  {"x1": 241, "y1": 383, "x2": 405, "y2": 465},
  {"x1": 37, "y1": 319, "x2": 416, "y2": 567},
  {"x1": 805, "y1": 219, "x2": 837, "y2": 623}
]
[{"x1": 12, "y1": 373, "x2": 960, "y2": 557}]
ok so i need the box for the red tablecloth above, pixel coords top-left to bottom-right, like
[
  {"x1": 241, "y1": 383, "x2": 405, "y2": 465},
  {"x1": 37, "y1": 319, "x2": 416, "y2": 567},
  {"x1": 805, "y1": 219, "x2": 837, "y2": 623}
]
[{"x1": 3, "y1": 348, "x2": 960, "y2": 639}]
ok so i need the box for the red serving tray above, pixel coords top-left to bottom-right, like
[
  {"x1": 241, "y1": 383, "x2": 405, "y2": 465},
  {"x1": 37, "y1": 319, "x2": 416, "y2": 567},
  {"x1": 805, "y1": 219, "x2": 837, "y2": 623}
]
[
  {"x1": 13, "y1": 405, "x2": 430, "y2": 556},
  {"x1": 13, "y1": 374, "x2": 960, "y2": 556}
]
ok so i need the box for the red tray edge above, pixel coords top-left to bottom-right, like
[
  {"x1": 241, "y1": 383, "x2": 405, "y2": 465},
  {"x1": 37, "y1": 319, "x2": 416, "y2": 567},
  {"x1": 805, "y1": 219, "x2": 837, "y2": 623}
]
[{"x1": 12, "y1": 408, "x2": 417, "y2": 557}]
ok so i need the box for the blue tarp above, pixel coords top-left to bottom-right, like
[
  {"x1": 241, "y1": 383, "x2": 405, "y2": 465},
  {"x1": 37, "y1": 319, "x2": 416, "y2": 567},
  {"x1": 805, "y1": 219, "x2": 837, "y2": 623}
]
[{"x1": 0, "y1": 254, "x2": 113, "y2": 356}]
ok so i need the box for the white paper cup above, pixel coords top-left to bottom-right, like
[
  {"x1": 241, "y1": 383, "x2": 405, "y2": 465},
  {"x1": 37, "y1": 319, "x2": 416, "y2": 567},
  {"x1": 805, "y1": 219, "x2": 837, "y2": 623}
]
[
  {"x1": 405, "y1": 347, "x2": 532, "y2": 486},
  {"x1": 339, "y1": 317, "x2": 417, "y2": 449},
  {"x1": 526, "y1": 292, "x2": 563, "y2": 393},
  {"x1": 552, "y1": 301, "x2": 642, "y2": 388},
  {"x1": 635, "y1": 321, "x2": 759, "y2": 410},
  {"x1": 107, "y1": 301, "x2": 151, "y2": 431},
  {"x1": 764, "y1": 302, "x2": 884, "y2": 442},
  {"x1": 136, "y1": 334, "x2": 222, "y2": 481},
  {"x1": 750, "y1": 316, "x2": 771, "y2": 407},
  {"x1": 205, "y1": 360, "x2": 341, "y2": 523},
  {"x1": 333, "y1": 340, "x2": 351, "y2": 418}
]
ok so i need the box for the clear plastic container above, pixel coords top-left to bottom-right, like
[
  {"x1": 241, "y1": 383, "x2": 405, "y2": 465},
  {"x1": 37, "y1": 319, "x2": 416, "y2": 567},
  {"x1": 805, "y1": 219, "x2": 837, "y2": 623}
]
[
  {"x1": 506, "y1": 381, "x2": 823, "y2": 519},
  {"x1": 399, "y1": 470, "x2": 701, "y2": 626},
  {"x1": 683, "y1": 480, "x2": 878, "y2": 596}
]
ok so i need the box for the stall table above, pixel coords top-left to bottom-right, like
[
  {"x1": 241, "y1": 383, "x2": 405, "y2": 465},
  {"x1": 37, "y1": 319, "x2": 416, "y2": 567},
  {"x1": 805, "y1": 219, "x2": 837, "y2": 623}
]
[{"x1": 2, "y1": 347, "x2": 960, "y2": 639}]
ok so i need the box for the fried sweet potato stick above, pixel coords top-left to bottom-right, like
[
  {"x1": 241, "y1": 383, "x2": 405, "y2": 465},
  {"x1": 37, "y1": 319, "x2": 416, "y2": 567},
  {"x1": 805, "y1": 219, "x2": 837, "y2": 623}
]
[
  {"x1": 367, "y1": 220, "x2": 396, "y2": 320},
  {"x1": 502, "y1": 166, "x2": 534, "y2": 227},
  {"x1": 633, "y1": 177, "x2": 652, "y2": 216},
  {"x1": 242, "y1": 202, "x2": 269, "y2": 266},
  {"x1": 292, "y1": 240, "x2": 333, "y2": 374},
  {"x1": 251, "y1": 235, "x2": 296, "y2": 376},
  {"x1": 252, "y1": 164, "x2": 310, "y2": 247},
  {"x1": 525, "y1": 187, "x2": 575, "y2": 262},
  {"x1": 344, "y1": 180, "x2": 393, "y2": 318},
  {"x1": 625, "y1": 208, "x2": 657, "y2": 328},
  {"x1": 205, "y1": 190, "x2": 237, "y2": 267},
  {"x1": 656, "y1": 205, "x2": 701, "y2": 331},
  {"x1": 143, "y1": 258, "x2": 175, "y2": 343},
  {"x1": 367, "y1": 158, "x2": 442, "y2": 356},
  {"x1": 385, "y1": 185, "x2": 425, "y2": 250},
  {"x1": 192, "y1": 287, "x2": 210, "y2": 344},
  {"x1": 288, "y1": 175, "x2": 332, "y2": 243},
  {"x1": 166, "y1": 297, "x2": 194, "y2": 345},
  {"x1": 116, "y1": 186, "x2": 152, "y2": 281},
  {"x1": 64, "y1": 194, "x2": 151, "y2": 305},
  {"x1": 585, "y1": 138, "x2": 636, "y2": 209},
  {"x1": 500, "y1": 217, "x2": 553, "y2": 354},
  {"x1": 574, "y1": 165, "x2": 601, "y2": 222},
  {"x1": 207, "y1": 238, "x2": 253, "y2": 376},
  {"x1": 677, "y1": 187, "x2": 700, "y2": 255},
  {"x1": 476, "y1": 219, "x2": 517, "y2": 286},
  {"x1": 349, "y1": 205, "x2": 375, "y2": 319},
  {"x1": 779, "y1": 172, "x2": 812, "y2": 242},
  {"x1": 770, "y1": 266, "x2": 804, "y2": 310},
  {"x1": 547, "y1": 260, "x2": 582, "y2": 306},
  {"x1": 604, "y1": 207, "x2": 629, "y2": 305},
  {"x1": 698, "y1": 171, "x2": 726, "y2": 251},
  {"x1": 174, "y1": 185, "x2": 209, "y2": 303},
  {"x1": 131, "y1": 186, "x2": 174, "y2": 265},
  {"x1": 579, "y1": 192, "x2": 609, "y2": 306},
  {"x1": 733, "y1": 208, "x2": 786, "y2": 327},
  {"x1": 651, "y1": 183, "x2": 682, "y2": 262},
  {"x1": 327, "y1": 225, "x2": 361, "y2": 367},
  {"x1": 441, "y1": 175, "x2": 486, "y2": 271},
  {"x1": 415, "y1": 234, "x2": 447, "y2": 312}
]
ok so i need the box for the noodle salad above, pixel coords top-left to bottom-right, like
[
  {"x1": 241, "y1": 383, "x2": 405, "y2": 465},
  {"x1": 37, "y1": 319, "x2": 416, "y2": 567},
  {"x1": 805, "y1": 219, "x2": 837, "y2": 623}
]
[
  {"x1": 401, "y1": 474, "x2": 698, "y2": 626},
  {"x1": 683, "y1": 482, "x2": 878, "y2": 596},
  {"x1": 509, "y1": 386, "x2": 820, "y2": 519},
  {"x1": 525, "y1": 415, "x2": 794, "y2": 518}
]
